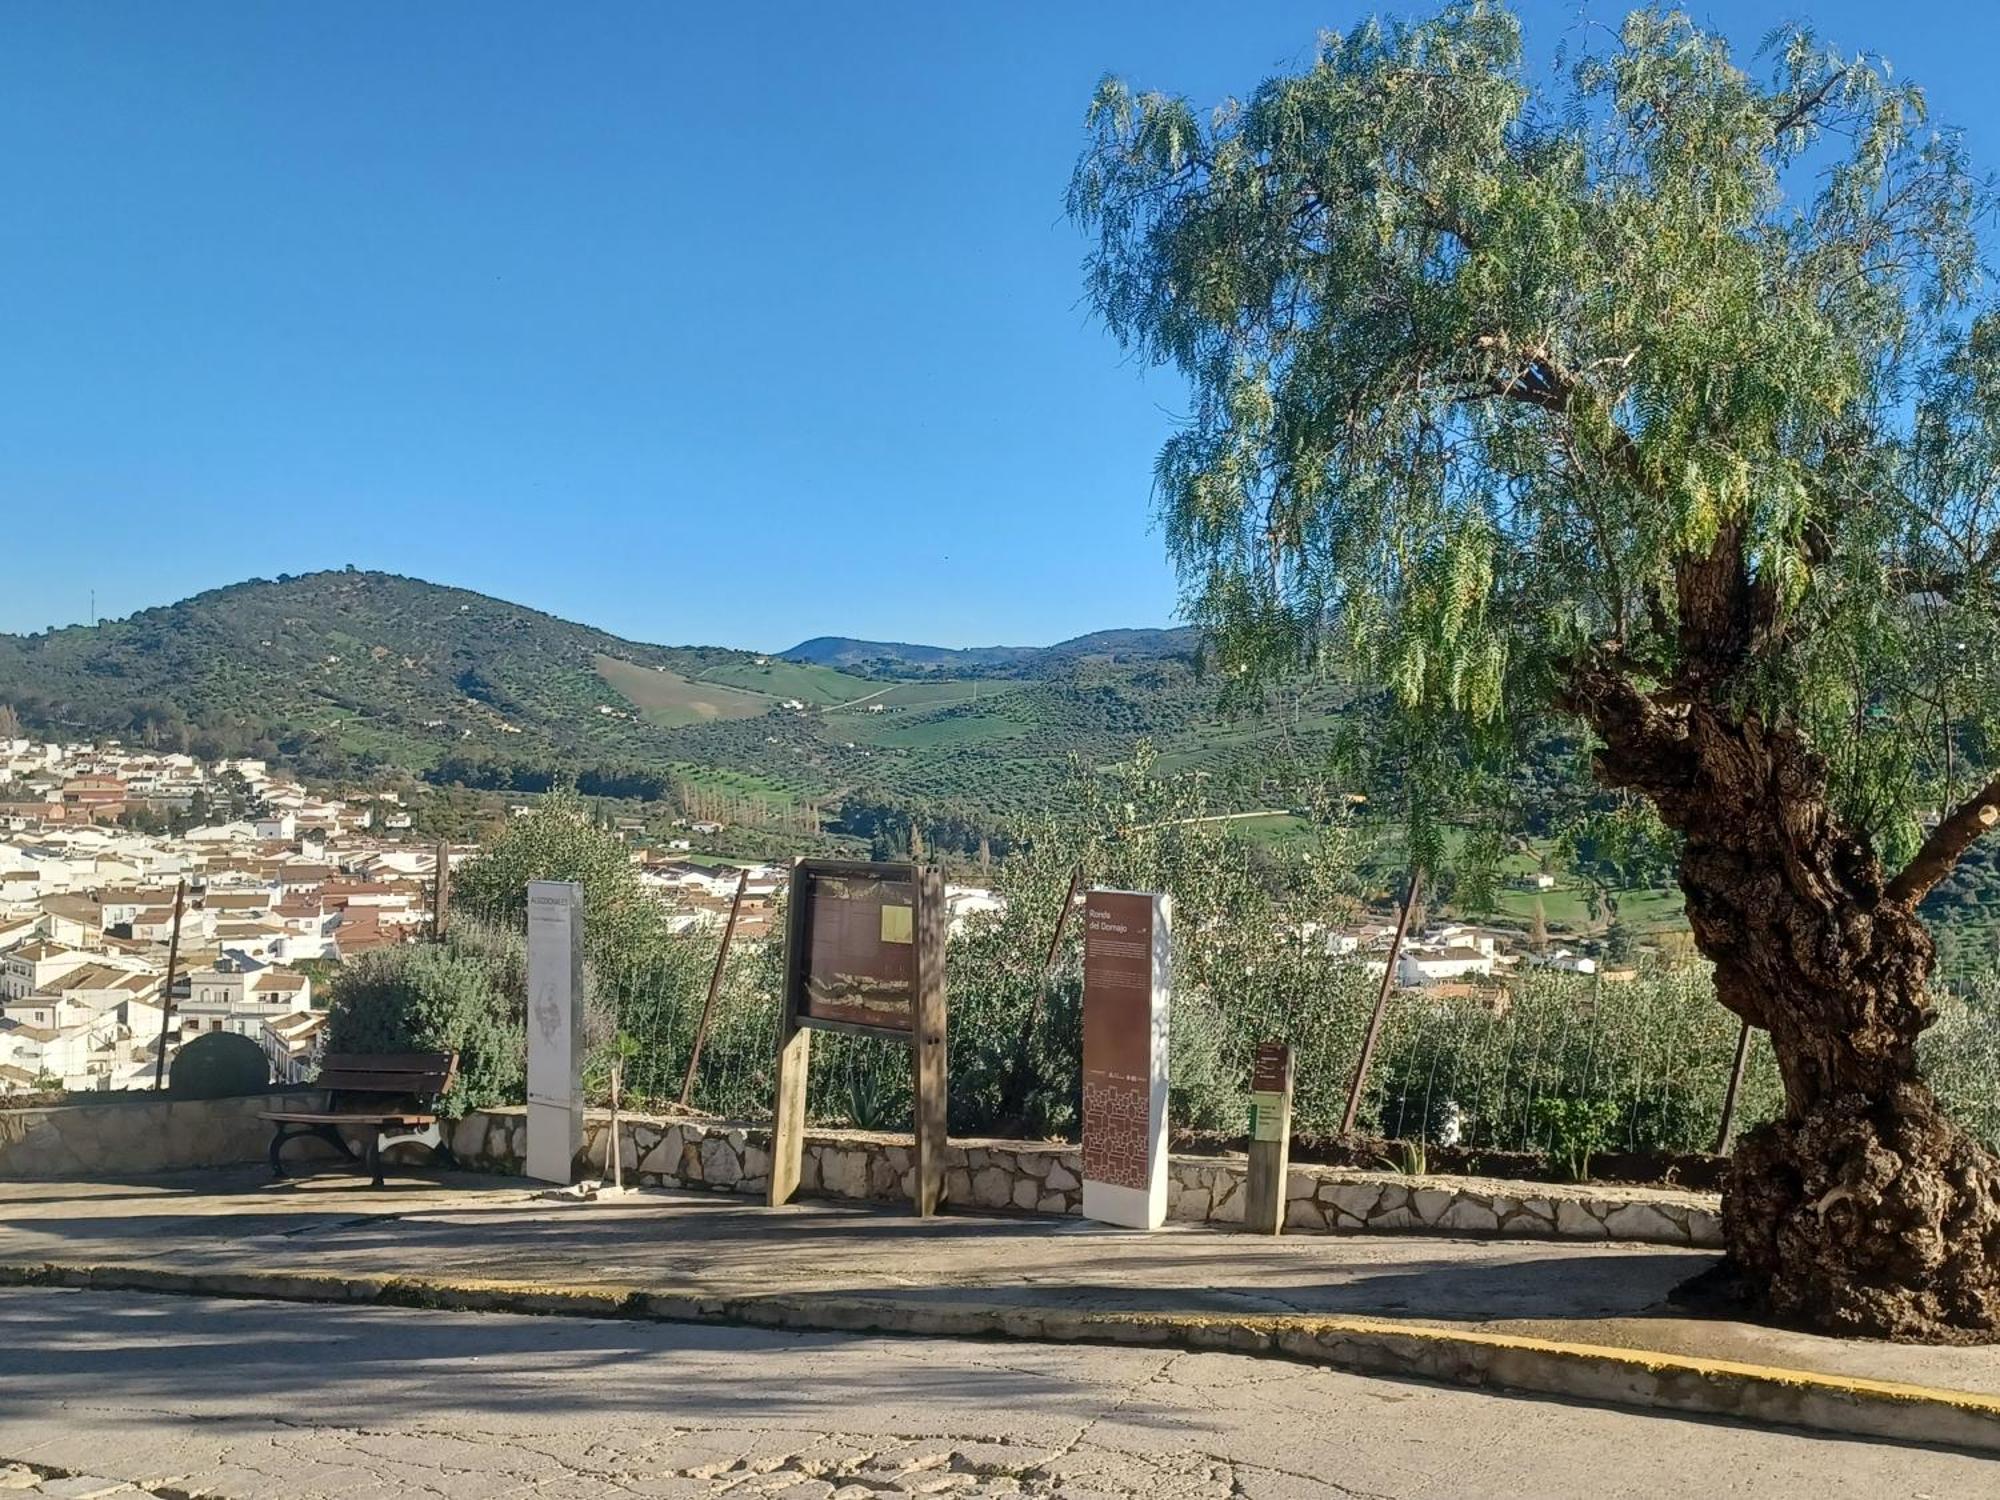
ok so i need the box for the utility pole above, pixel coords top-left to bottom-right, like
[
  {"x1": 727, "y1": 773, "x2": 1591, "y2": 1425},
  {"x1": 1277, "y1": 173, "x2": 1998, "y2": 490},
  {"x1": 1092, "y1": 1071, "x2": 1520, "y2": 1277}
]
[{"x1": 152, "y1": 879, "x2": 187, "y2": 1090}]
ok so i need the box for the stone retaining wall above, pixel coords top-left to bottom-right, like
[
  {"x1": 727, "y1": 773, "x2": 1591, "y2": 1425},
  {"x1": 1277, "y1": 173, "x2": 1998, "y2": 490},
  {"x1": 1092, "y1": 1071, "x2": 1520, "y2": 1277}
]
[
  {"x1": 455, "y1": 1108, "x2": 1720, "y2": 1248},
  {"x1": 0, "y1": 1090, "x2": 323, "y2": 1178}
]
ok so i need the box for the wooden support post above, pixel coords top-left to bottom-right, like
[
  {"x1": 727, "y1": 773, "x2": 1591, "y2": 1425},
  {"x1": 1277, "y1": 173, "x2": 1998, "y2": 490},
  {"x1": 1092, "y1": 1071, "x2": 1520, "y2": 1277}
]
[
  {"x1": 1244, "y1": 1042, "x2": 1294, "y2": 1235},
  {"x1": 912, "y1": 865, "x2": 948, "y2": 1217},
  {"x1": 1714, "y1": 1017, "x2": 1753, "y2": 1155},
  {"x1": 152, "y1": 878, "x2": 187, "y2": 1090},
  {"x1": 1040, "y1": 864, "x2": 1084, "y2": 986},
  {"x1": 678, "y1": 867, "x2": 748, "y2": 1110},
  {"x1": 767, "y1": 859, "x2": 811, "y2": 1207},
  {"x1": 1340, "y1": 870, "x2": 1421, "y2": 1137},
  {"x1": 433, "y1": 840, "x2": 451, "y2": 941}
]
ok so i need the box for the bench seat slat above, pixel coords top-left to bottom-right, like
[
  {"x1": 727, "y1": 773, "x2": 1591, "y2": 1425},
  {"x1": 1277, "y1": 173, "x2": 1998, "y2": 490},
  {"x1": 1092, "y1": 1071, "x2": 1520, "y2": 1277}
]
[
  {"x1": 262, "y1": 1110, "x2": 437, "y2": 1126},
  {"x1": 331, "y1": 1052, "x2": 456, "y2": 1072},
  {"x1": 316, "y1": 1070, "x2": 451, "y2": 1094}
]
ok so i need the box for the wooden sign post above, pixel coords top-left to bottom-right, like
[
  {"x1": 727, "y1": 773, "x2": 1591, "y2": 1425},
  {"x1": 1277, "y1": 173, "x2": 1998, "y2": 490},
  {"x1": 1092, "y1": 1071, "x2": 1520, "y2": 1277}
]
[
  {"x1": 1081, "y1": 889, "x2": 1172, "y2": 1230},
  {"x1": 1244, "y1": 1041, "x2": 1294, "y2": 1235},
  {"x1": 768, "y1": 859, "x2": 947, "y2": 1215}
]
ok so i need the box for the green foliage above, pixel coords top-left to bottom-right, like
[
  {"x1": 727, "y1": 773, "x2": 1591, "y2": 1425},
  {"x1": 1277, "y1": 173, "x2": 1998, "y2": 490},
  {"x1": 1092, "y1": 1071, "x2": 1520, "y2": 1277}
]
[
  {"x1": 168, "y1": 1031, "x2": 271, "y2": 1099},
  {"x1": 531, "y1": 750, "x2": 2000, "y2": 1178},
  {"x1": 1374, "y1": 1139, "x2": 1429, "y2": 1176},
  {"x1": 1920, "y1": 977, "x2": 2000, "y2": 1149},
  {"x1": 453, "y1": 787, "x2": 673, "y2": 966},
  {"x1": 322, "y1": 929, "x2": 527, "y2": 1118},
  {"x1": 1529, "y1": 1091, "x2": 1624, "y2": 1182},
  {"x1": 1071, "y1": 2, "x2": 2000, "y2": 912}
]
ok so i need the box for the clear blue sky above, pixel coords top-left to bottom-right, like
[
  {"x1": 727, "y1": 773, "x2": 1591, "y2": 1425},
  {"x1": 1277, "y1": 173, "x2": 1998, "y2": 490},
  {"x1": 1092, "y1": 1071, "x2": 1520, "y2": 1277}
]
[{"x1": 0, "y1": 2, "x2": 1990, "y2": 651}]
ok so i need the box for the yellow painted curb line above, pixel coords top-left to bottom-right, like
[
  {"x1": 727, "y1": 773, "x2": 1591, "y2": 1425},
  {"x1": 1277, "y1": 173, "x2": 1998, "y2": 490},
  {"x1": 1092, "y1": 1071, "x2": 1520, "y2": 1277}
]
[{"x1": 6, "y1": 1259, "x2": 1998, "y2": 1454}]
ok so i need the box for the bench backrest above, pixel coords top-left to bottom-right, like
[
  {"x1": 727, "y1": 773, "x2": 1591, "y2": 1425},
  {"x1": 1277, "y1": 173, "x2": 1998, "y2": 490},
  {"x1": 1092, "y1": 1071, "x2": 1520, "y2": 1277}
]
[{"x1": 317, "y1": 1051, "x2": 457, "y2": 1107}]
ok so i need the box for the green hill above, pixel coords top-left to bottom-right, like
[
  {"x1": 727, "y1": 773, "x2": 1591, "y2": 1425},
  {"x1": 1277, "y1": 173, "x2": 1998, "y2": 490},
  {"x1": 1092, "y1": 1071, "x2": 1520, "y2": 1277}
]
[{"x1": 0, "y1": 571, "x2": 1333, "y2": 841}]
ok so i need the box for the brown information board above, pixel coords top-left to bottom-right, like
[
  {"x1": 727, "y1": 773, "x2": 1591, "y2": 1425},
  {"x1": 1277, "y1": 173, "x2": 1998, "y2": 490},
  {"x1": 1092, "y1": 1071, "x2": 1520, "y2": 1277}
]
[
  {"x1": 771, "y1": 858, "x2": 947, "y2": 1217},
  {"x1": 795, "y1": 863, "x2": 917, "y2": 1033},
  {"x1": 1082, "y1": 890, "x2": 1155, "y2": 1193},
  {"x1": 1252, "y1": 1042, "x2": 1291, "y2": 1095}
]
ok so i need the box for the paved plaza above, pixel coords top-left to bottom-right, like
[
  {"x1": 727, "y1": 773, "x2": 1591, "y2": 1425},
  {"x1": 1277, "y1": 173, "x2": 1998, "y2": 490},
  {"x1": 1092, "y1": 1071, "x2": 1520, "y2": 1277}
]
[
  {"x1": 6, "y1": 1169, "x2": 2000, "y2": 1399},
  {"x1": 3, "y1": 1288, "x2": 1995, "y2": 1499}
]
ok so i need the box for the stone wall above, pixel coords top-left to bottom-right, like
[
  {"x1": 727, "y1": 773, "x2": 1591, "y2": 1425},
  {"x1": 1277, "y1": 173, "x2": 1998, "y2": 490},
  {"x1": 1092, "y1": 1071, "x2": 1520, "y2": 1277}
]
[
  {"x1": 0, "y1": 1089, "x2": 323, "y2": 1178},
  {"x1": 455, "y1": 1108, "x2": 1720, "y2": 1248}
]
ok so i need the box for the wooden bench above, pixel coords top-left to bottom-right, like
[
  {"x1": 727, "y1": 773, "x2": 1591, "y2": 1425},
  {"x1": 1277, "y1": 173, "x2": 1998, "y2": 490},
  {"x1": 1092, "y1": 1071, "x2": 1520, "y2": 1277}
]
[{"x1": 263, "y1": 1051, "x2": 459, "y2": 1188}]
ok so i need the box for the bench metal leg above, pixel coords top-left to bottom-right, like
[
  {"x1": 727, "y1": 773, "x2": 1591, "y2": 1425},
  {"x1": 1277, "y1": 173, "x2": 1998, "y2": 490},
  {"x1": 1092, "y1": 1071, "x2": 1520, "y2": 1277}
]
[
  {"x1": 269, "y1": 1123, "x2": 359, "y2": 1179},
  {"x1": 365, "y1": 1126, "x2": 384, "y2": 1189}
]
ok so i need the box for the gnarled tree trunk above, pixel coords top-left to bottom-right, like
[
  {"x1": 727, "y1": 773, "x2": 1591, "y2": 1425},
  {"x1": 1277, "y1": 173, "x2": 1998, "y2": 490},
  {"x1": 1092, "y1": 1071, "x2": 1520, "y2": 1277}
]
[{"x1": 1578, "y1": 676, "x2": 2000, "y2": 1342}]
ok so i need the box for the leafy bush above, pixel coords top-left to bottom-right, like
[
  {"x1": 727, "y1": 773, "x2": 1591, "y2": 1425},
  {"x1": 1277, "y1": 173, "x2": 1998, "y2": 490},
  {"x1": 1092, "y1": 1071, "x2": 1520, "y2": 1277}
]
[
  {"x1": 550, "y1": 750, "x2": 2000, "y2": 1179},
  {"x1": 169, "y1": 1031, "x2": 271, "y2": 1098},
  {"x1": 1921, "y1": 976, "x2": 2000, "y2": 1150},
  {"x1": 323, "y1": 930, "x2": 525, "y2": 1118},
  {"x1": 1528, "y1": 1091, "x2": 1624, "y2": 1181},
  {"x1": 452, "y1": 786, "x2": 673, "y2": 964},
  {"x1": 1369, "y1": 965, "x2": 1785, "y2": 1156}
]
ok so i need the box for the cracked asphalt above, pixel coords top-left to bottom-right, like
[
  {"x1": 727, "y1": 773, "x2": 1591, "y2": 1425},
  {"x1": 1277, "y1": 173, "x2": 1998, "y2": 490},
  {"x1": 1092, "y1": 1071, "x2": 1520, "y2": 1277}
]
[{"x1": 0, "y1": 1290, "x2": 1992, "y2": 1498}]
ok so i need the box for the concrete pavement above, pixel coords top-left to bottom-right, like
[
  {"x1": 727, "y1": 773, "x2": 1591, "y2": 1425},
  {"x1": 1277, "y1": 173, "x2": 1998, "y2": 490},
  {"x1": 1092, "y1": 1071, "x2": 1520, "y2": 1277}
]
[
  {"x1": 2, "y1": 1288, "x2": 1995, "y2": 1499},
  {"x1": 6, "y1": 1170, "x2": 2000, "y2": 1453}
]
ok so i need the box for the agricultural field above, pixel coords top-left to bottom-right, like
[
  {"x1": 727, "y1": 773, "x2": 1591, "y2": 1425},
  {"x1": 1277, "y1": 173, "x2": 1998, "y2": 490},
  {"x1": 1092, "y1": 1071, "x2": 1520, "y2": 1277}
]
[
  {"x1": 593, "y1": 655, "x2": 772, "y2": 726},
  {"x1": 692, "y1": 657, "x2": 879, "y2": 704}
]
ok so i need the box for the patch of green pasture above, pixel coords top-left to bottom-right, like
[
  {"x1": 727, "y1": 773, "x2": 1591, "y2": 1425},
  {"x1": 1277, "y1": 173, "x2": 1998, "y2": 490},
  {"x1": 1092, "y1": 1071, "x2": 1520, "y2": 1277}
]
[
  {"x1": 697, "y1": 658, "x2": 878, "y2": 704},
  {"x1": 594, "y1": 655, "x2": 773, "y2": 725}
]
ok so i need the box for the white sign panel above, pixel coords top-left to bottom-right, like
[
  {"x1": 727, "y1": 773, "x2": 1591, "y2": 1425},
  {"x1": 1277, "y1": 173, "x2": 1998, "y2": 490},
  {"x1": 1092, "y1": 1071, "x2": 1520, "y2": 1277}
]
[
  {"x1": 525, "y1": 880, "x2": 585, "y2": 1184},
  {"x1": 1080, "y1": 889, "x2": 1172, "y2": 1229}
]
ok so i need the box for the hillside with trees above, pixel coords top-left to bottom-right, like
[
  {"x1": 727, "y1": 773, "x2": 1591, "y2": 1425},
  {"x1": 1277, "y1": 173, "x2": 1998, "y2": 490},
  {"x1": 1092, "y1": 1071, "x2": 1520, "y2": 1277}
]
[{"x1": 0, "y1": 569, "x2": 1362, "y2": 846}]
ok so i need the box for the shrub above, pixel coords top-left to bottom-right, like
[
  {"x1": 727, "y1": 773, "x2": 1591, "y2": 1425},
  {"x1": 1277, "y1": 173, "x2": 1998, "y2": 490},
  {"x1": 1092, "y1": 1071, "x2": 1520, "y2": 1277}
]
[
  {"x1": 1528, "y1": 1091, "x2": 1624, "y2": 1181},
  {"x1": 323, "y1": 931, "x2": 525, "y2": 1117},
  {"x1": 168, "y1": 1031, "x2": 271, "y2": 1098}
]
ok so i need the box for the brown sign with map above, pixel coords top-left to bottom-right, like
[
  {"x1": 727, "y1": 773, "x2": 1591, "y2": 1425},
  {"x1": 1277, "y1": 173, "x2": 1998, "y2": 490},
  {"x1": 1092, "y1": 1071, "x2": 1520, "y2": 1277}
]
[
  {"x1": 793, "y1": 862, "x2": 918, "y2": 1034},
  {"x1": 1082, "y1": 890, "x2": 1155, "y2": 1192}
]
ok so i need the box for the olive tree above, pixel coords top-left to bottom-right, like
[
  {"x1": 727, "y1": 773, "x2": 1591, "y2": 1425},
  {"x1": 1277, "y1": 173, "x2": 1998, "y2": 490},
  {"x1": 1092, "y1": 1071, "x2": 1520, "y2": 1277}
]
[{"x1": 1073, "y1": 3, "x2": 2000, "y2": 1340}]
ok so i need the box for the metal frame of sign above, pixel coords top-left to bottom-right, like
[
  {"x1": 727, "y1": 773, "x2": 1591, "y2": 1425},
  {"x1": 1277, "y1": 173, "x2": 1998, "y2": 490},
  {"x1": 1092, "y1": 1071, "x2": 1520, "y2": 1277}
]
[{"x1": 767, "y1": 857, "x2": 947, "y2": 1215}]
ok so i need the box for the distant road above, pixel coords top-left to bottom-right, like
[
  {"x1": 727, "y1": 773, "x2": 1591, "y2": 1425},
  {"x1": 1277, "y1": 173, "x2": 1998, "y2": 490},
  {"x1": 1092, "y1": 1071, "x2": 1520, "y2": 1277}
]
[
  {"x1": 1127, "y1": 808, "x2": 1294, "y2": 831},
  {"x1": 0, "y1": 1289, "x2": 1983, "y2": 1499},
  {"x1": 828, "y1": 684, "x2": 895, "y2": 710}
]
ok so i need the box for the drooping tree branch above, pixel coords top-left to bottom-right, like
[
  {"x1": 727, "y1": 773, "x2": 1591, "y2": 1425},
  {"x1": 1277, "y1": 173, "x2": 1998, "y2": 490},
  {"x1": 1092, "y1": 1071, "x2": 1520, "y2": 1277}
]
[{"x1": 1886, "y1": 770, "x2": 2000, "y2": 904}]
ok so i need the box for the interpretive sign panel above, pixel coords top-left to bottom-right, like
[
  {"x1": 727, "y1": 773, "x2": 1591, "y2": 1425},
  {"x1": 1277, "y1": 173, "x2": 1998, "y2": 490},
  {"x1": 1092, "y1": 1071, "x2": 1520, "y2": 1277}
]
[
  {"x1": 793, "y1": 863, "x2": 918, "y2": 1033},
  {"x1": 525, "y1": 880, "x2": 585, "y2": 1185},
  {"x1": 771, "y1": 858, "x2": 947, "y2": 1214},
  {"x1": 1081, "y1": 888, "x2": 1171, "y2": 1229}
]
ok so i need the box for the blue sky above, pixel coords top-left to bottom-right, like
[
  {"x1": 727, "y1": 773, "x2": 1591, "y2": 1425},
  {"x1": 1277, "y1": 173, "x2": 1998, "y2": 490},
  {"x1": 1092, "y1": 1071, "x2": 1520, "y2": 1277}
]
[{"x1": 1, "y1": 2, "x2": 1991, "y2": 651}]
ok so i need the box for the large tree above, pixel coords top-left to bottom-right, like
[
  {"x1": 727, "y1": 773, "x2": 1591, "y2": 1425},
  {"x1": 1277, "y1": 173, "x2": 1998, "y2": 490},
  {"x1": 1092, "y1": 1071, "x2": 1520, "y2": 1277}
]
[{"x1": 1073, "y1": 2, "x2": 2000, "y2": 1341}]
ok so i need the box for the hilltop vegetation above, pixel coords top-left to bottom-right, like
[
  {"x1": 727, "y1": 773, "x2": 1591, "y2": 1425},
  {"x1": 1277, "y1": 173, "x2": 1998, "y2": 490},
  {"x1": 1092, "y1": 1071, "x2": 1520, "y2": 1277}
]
[{"x1": 0, "y1": 570, "x2": 1340, "y2": 846}]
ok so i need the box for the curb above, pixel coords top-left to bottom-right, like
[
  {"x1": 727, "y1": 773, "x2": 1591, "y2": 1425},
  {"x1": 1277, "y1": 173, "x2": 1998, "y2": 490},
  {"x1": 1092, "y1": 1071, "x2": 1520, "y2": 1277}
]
[{"x1": 7, "y1": 1260, "x2": 1998, "y2": 1455}]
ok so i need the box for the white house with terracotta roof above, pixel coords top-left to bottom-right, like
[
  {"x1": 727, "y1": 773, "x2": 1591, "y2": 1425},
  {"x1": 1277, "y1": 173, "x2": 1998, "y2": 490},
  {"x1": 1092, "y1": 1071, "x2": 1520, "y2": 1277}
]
[{"x1": 180, "y1": 961, "x2": 313, "y2": 1040}]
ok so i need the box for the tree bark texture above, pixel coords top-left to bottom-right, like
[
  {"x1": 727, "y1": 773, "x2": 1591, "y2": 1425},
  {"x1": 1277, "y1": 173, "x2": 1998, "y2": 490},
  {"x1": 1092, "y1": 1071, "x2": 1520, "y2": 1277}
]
[{"x1": 1571, "y1": 667, "x2": 2000, "y2": 1342}]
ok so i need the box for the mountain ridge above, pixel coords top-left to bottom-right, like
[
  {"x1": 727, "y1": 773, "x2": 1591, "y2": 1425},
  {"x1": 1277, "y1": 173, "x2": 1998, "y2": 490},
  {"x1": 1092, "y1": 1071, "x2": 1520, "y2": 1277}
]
[
  {"x1": 781, "y1": 626, "x2": 1196, "y2": 674},
  {"x1": 0, "y1": 571, "x2": 1302, "y2": 841}
]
